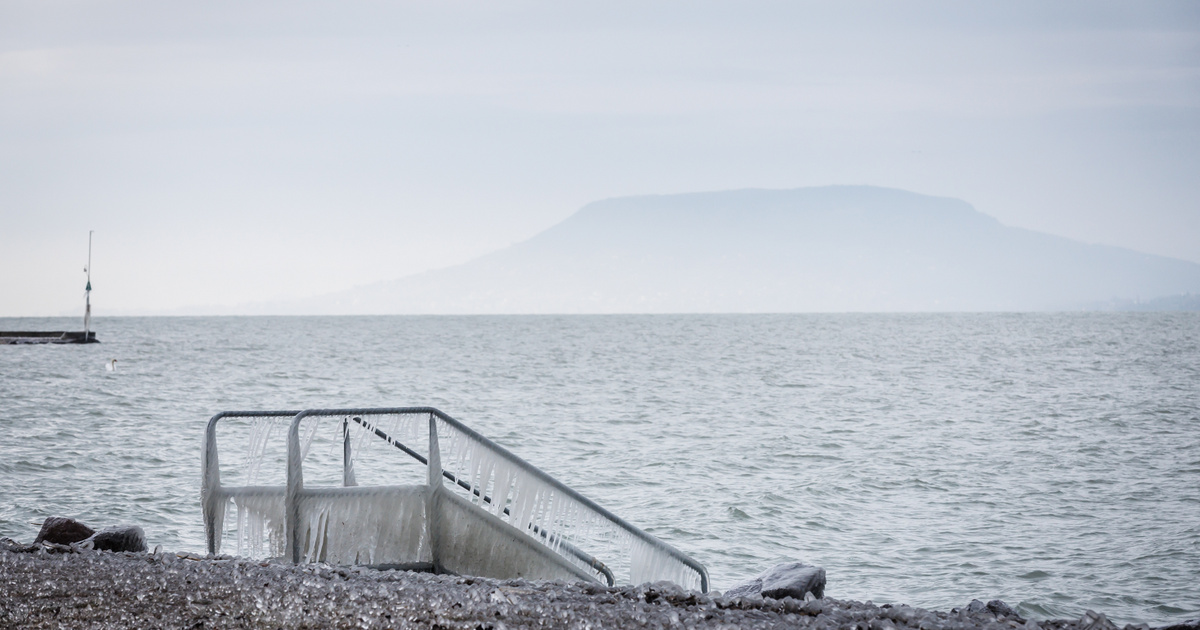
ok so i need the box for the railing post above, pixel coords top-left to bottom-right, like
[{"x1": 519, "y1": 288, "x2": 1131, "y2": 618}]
[
  {"x1": 426, "y1": 413, "x2": 443, "y2": 573},
  {"x1": 201, "y1": 413, "x2": 224, "y2": 555},
  {"x1": 286, "y1": 412, "x2": 306, "y2": 564},
  {"x1": 342, "y1": 418, "x2": 356, "y2": 487}
]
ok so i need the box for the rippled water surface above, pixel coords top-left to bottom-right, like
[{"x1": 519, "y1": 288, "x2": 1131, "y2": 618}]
[{"x1": 1, "y1": 314, "x2": 1197, "y2": 624}]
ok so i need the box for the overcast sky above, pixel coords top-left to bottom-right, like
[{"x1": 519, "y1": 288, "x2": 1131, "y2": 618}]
[{"x1": 2, "y1": 0, "x2": 1198, "y2": 315}]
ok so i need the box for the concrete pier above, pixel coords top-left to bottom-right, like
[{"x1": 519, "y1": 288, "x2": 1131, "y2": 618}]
[{"x1": 0, "y1": 331, "x2": 98, "y2": 345}]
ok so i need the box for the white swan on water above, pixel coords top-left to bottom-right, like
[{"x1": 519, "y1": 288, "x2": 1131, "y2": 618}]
[{"x1": 105, "y1": 359, "x2": 117, "y2": 372}]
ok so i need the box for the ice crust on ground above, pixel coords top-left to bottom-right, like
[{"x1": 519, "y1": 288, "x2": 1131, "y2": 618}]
[{"x1": 1, "y1": 544, "x2": 1173, "y2": 630}]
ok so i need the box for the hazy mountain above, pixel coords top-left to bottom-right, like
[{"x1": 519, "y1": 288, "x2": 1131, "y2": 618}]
[{"x1": 279, "y1": 186, "x2": 1200, "y2": 313}]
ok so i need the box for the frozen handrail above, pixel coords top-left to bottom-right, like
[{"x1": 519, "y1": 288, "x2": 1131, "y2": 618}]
[
  {"x1": 203, "y1": 406, "x2": 709, "y2": 592},
  {"x1": 202, "y1": 410, "x2": 301, "y2": 556},
  {"x1": 429, "y1": 409, "x2": 709, "y2": 591},
  {"x1": 345, "y1": 415, "x2": 615, "y2": 583}
]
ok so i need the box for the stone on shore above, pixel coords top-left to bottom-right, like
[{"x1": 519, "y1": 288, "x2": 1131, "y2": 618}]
[
  {"x1": 32, "y1": 517, "x2": 95, "y2": 545},
  {"x1": 28, "y1": 517, "x2": 146, "y2": 553},
  {"x1": 87, "y1": 526, "x2": 147, "y2": 553},
  {"x1": 1078, "y1": 610, "x2": 1121, "y2": 630},
  {"x1": 987, "y1": 599, "x2": 1018, "y2": 618},
  {"x1": 724, "y1": 561, "x2": 826, "y2": 600},
  {"x1": 964, "y1": 598, "x2": 1022, "y2": 620}
]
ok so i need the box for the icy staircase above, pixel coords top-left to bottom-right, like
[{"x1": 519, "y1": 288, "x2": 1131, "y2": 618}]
[{"x1": 201, "y1": 407, "x2": 708, "y2": 592}]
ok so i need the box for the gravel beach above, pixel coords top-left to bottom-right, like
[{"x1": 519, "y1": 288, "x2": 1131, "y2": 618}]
[{"x1": 3, "y1": 543, "x2": 1189, "y2": 630}]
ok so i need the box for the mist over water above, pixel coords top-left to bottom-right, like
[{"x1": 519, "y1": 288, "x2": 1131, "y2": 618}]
[{"x1": 1, "y1": 314, "x2": 1197, "y2": 625}]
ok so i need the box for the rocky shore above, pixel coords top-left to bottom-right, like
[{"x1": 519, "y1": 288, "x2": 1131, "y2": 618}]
[{"x1": 4, "y1": 540, "x2": 1194, "y2": 630}]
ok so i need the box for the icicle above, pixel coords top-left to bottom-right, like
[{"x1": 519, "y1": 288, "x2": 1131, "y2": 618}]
[
  {"x1": 229, "y1": 492, "x2": 286, "y2": 560},
  {"x1": 352, "y1": 416, "x2": 374, "y2": 461},
  {"x1": 235, "y1": 499, "x2": 246, "y2": 557},
  {"x1": 299, "y1": 415, "x2": 321, "y2": 461},
  {"x1": 243, "y1": 416, "x2": 276, "y2": 485}
]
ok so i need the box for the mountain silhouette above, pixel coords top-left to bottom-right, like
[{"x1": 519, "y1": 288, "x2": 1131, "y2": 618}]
[{"x1": 288, "y1": 186, "x2": 1200, "y2": 313}]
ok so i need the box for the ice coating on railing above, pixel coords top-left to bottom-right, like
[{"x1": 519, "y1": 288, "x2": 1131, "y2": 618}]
[
  {"x1": 204, "y1": 408, "x2": 706, "y2": 591},
  {"x1": 438, "y1": 423, "x2": 624, "y2": 579},
  {"x1": 243, "y1": 416, "x2": 275, "y2": 485},
  {"x1": 344, "y1": 413, "x2": 427, "y2": 488},
  {"x1": 631, "y1": 536, "x2": 703, "y2": 591},
  {"x1": 434, "y1": 416, "x2": 700, "y2": 588},
  {"x1": 233, "y1": 492, "x2": 286, "y2": 559},
  {"x1": 236, "y1": 414, "x2": 292, "y2": 487},
  {"x1": 295, "y1": 488, "x2": 429, "y2": 565},
  {"x1": 287, "y1": 412, "x2": 431, "y2": 566},
  {"x1": 231, "y1": 415, "x2": 297, "y2": 559},
  {"x1": 205, "y1": 413, "x2": 294, "y2": 557},
  {"x1": 214, "y1": 412, "x2": 423, "y2": 560}
]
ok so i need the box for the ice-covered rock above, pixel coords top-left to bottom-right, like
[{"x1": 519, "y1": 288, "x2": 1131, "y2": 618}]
[
  {"x1": 988, "y1": 599, "x2": 1018, "y2": 618},
  {"x1": 963, "y1": 599, "x2": 1022, "y2": 621},
  {"x1": 87, "y1": 526, "x2": 148, "y2": 553},
  {"x1": 10, "y1": 518, "x2": 147, "y2": 554},
  {"x1": 1079, "y1": 610, "x2": 1120, "y2": 630},
  {"x1": 33, "y1": 516, "x2": 95, "y2": 545},
  {"x1": 724, "y1": 561, "x2": 826, "y2": 600}
]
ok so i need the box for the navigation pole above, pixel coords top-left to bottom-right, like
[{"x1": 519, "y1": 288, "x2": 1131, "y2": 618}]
[{"x1": 84, "y1": 230, "x2": 92, "y2": 340}]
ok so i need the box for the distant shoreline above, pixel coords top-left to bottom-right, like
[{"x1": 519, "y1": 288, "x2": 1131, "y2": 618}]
[{"x1": 4, "y1": 310, "x2": 1200, "y2": 319}]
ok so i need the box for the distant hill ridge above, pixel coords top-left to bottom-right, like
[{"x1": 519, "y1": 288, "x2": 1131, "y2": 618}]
[{"x1": 285, "y1": 186, "x2": 1200, "y2": 313}]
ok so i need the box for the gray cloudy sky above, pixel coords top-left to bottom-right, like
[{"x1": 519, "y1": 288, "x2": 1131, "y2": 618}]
[{"x1": 2, "y1": 0, "x2": 1198, "y2": 315}]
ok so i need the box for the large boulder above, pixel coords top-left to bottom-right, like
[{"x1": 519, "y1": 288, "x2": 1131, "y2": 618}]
[
  {"x1": 32, "y1": 517, "x2": 95, "y2": 545},
  {"x1": 724, "y1": 561, "x2": 826, "y2": 600},
  {"x1": 87, "y1": 526, "x2": 147, "y2": 553}
]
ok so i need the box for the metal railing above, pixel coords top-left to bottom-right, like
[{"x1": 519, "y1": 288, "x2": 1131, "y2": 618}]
[
  {"x1": 202, "y1": 410, "x2": 301, "y2": 557},
  {"x1": 203, "y1": 406, "x2": 709, "y2": 592}
]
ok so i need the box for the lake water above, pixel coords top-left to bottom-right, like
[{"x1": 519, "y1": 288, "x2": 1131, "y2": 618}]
[{"x1": 1, "y1": 314, "x2": 1197, "y2": 625}]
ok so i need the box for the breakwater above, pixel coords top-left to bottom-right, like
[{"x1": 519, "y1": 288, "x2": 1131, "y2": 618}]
[{"x1": 0, "y1": 330, "x2": 97, "y2": 344}]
